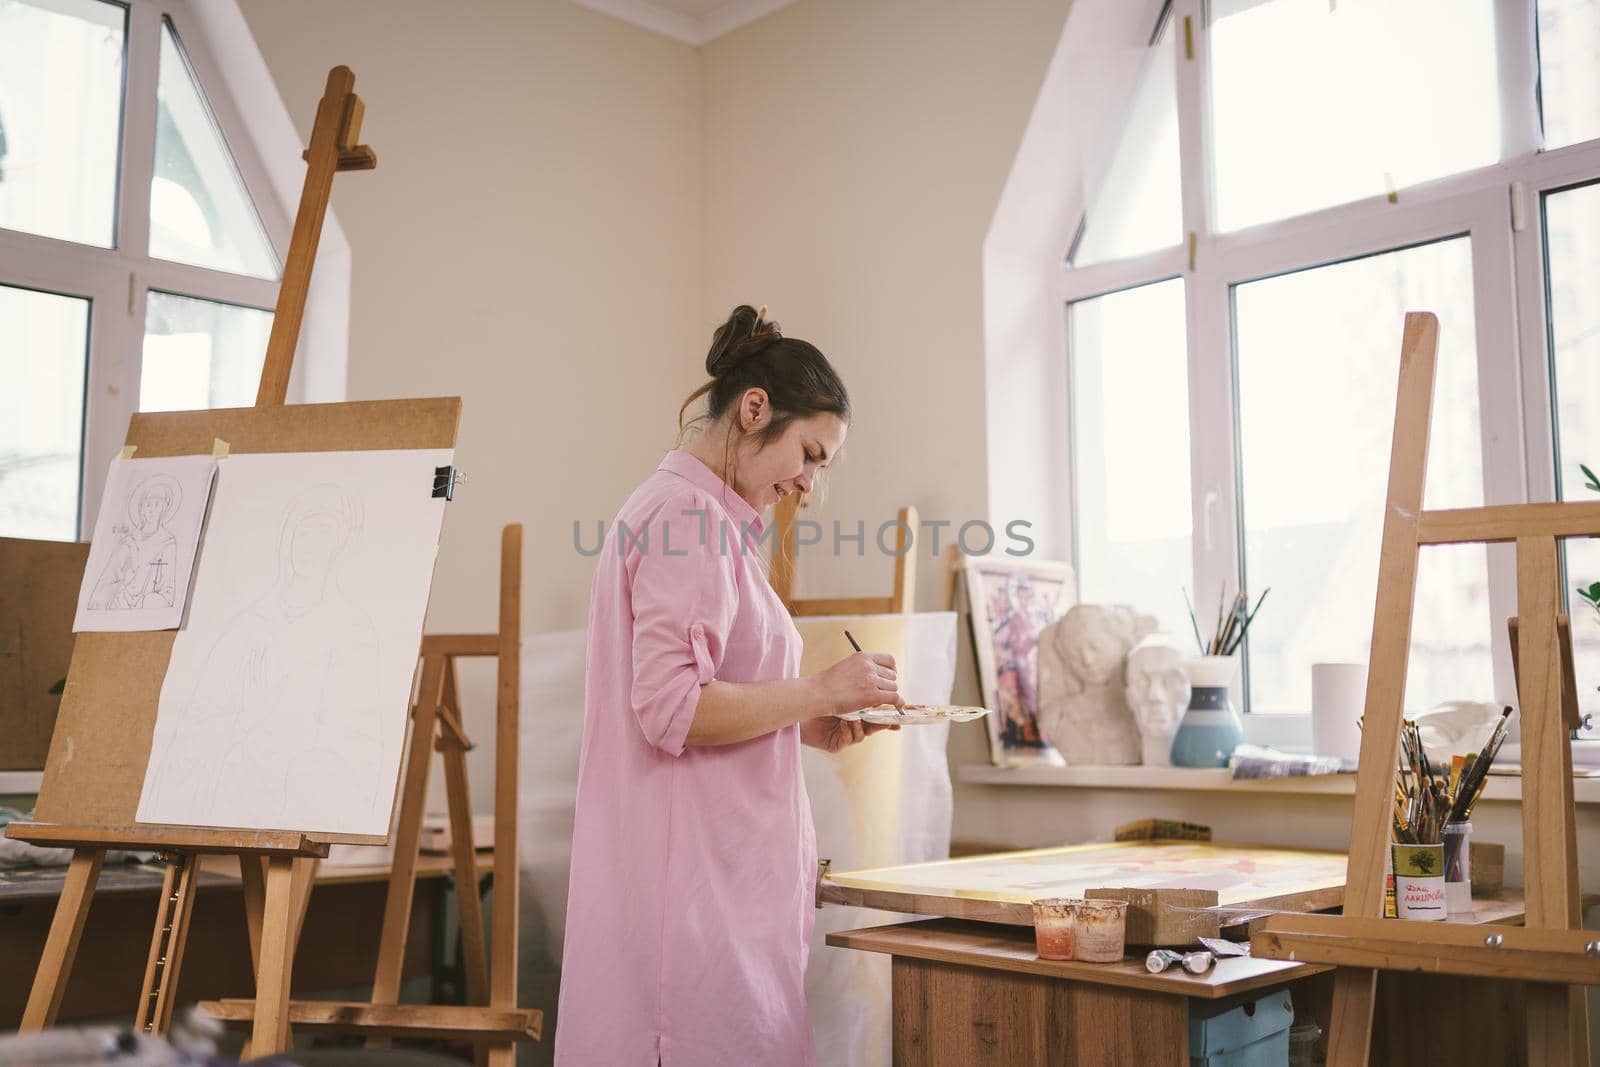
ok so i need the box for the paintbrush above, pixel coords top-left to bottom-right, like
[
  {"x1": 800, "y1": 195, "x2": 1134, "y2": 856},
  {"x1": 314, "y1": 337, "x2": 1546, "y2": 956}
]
[
  {"x1": 845, "y1": 630, "x2": 863, "y2": 653},
  {"x1": 1182, "y1": 587, "x2": 1205, "y2": 655},
  {"x1": 1221, "y1": 588, "x2": 1271, "y2": 657},
  {"x1": 1457, "y1": 707, "x2": 1514, "y2": 821}
]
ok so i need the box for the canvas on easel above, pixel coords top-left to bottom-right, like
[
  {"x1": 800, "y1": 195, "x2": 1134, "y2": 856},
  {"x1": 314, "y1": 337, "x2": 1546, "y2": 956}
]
[{"x1": 137, "y1": 449, "x2": 451, "y2": 836}]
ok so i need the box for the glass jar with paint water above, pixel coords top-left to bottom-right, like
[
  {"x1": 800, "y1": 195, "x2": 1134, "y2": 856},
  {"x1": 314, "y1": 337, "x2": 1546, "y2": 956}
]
[
  {"x1": 1073, "y1": 898, "x2": 1128, "y2": 962},
  {"x1": 1392, "y1": 842, "x2": 1447, "y2": 920},
  {"x1": 1032, "y1": 898, "x2": 1079, "y2": 960},
  {"x1": 1442, "y1": 820, "x2": 1472, "y2": 915}
]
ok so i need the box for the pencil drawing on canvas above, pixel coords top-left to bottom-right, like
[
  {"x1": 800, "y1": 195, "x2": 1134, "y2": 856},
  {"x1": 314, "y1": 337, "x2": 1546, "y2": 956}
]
[
  {"x1": 137, "y1": 448, "x2": 451, "y2": 836},
  {"x1": 142, "y1": 483, "x2": 385, "y2": 827},
  {"x1": 87, "y1": 474, "x2": 183, "y2": 610}
]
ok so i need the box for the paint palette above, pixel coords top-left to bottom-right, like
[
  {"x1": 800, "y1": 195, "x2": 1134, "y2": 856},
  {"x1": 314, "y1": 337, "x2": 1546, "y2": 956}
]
[{"x1": 838, "y1": 704, "x2": 992, "y2": 725}]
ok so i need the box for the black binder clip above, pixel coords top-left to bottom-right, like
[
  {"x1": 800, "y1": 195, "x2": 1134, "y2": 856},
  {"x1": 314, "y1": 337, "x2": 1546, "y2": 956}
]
[{"x1": 433, "y1": 465, "x2": 459, "y2": 500}]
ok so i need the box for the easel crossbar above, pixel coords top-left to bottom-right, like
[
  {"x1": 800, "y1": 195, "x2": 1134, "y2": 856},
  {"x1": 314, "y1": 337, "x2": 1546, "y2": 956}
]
[
  {"x1": 4, "y1": 824, "x2": 329, "y2": 856},
  {"x1": 1416, "y1": 501, "x2": 1600, "y2": 544},
  {"x1": 1256, "y1": 915, "x2": 1600, "y2": 985}
]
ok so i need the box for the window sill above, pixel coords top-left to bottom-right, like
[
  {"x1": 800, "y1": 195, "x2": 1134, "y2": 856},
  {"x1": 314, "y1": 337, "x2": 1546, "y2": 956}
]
[
  {"x1": 955, "y1": 763, "x2": 1600, "y2": 805},
  {"x1": 0, "y1": 771, "x2": 43, "y2": 797}
]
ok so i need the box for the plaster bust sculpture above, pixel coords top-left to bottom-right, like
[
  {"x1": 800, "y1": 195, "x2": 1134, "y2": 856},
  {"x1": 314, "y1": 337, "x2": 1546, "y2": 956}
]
[
  {"x1": 1036, "y1": 604, "x2": 1156, "y2": 765},
  {"x1": 1125, "y1": 635, "x2": 1192, "y2": 766}
]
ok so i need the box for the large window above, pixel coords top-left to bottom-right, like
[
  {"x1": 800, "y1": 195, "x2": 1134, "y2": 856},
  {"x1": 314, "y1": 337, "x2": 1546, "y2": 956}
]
[
  {"x1": 0, "y1": 0, "x2": 282, "y2": 542},
  {"x1": 1064, "y1": 0, "x2": 1600, "y2": 731}
]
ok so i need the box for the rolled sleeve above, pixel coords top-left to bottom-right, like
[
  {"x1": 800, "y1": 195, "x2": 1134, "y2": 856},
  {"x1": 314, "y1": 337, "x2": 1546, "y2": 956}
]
[{"x1": 627, "y1": 502, "x2": 739, "y2": 756}]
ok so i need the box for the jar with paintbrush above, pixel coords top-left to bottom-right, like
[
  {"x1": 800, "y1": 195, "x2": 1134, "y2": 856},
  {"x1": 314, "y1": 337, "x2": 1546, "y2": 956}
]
[{"x1": 1389, "y1": 706, "x2": 1512, "y2": 919}]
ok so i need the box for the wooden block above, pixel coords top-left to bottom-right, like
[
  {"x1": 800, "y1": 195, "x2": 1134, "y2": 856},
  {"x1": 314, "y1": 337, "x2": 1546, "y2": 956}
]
[
  {"x1": 1113, "y1": 819, "x2": 1211, "y2": 843},
  {"x1": 1470, "y1": 842, "x2": 1505, "y2": 894},
  {"x1": 1086, "y1": 887, "x2": 1219, "y2": 946}
]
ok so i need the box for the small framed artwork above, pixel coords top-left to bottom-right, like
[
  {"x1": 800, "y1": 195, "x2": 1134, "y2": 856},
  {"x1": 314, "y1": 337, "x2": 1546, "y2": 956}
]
[{"x1": 958, "y1": 555, "x2": 1076, "y2": 766}]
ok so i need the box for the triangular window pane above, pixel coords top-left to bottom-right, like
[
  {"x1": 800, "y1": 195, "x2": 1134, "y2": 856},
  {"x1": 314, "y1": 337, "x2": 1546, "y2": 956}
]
[
  {"x1": 1071, "y1": 22, "x2": 1182, "y2": 267},
  {"x1": 149, "y1": 18, "x2": 279, "y2": 279}
]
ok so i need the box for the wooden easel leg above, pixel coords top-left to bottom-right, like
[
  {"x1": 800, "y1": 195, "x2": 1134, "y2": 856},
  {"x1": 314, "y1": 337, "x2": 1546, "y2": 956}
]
[
  {"x1": 367, "y1": 653, "x2": 447, "y2": 1047},
  {"x1": 490, "y1": 525, "x2": 522, "y2": 1029},
  {"x1": 1325, "y1": 312, "x2": 1439, "y2": 1067},
  {"x1": 134, "y1": 852, "x2": 201, "y2": 1035},
  {"x1": 251, "y1": 855, "x2": 298, "y2": 1057},
  {"x1": 1516, "y1": 536, "x2": 1587, "y2": 1066},
  {"x1": 241, "y1": 854, "x2": 267, "y2": 968},
  {"x1": 20, "y1": 847, "x2": 104, "y2": 1030},
  {"x1": 439, "y1": 660, "x2": 489, "y2": 1007}
]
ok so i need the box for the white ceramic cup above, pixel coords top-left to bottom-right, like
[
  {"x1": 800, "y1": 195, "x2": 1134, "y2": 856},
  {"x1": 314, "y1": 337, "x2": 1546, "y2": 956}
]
[{"x1": 1311, "y1": 662, "x2": 1367, "y2": 762}]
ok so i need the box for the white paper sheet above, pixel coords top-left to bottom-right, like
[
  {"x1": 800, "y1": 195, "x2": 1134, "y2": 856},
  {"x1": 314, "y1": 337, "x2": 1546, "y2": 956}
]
[
  {"x1": 74, "y1": 455, "x2": 218, "y2": 632},
  {"x1": 136, "y1": 448, "x2": 452, "y2": 836}
]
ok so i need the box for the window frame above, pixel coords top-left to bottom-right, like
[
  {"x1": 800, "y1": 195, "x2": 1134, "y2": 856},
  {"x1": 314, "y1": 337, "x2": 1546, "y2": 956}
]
[
  {"x1": 1057, "y1": 0, "x2": 1600, "y2": 727},
  {"x1": 0, "y1": 0, "x2": 289, "y2": 538}
]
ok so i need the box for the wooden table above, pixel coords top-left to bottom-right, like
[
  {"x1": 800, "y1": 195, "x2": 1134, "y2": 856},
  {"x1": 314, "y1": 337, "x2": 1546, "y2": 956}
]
[
  {"x1": 0, "y1": 851, "x2": 491, "y2": 1027},
  {"x1": 827, "y1": 893, "x2": 1558, "y2": 1066}
]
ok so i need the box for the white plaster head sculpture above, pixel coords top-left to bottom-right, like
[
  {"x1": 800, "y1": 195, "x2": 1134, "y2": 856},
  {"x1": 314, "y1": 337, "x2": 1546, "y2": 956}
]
[
  {"x1": 1036, "y1": 604, "x2": 1157, "y2": 765},
  {"x1": 1124, "y1": 635, "x2": 1192, "y2": 766}
]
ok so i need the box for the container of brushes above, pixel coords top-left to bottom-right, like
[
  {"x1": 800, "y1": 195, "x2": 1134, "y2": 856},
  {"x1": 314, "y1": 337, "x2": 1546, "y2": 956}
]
[
  {"x1": 1171, "y1": 655, "x2": 1244, "y2": 768},
  {"x1": 1392, "y1": 843, "x2": 1446, "y2": 920}
]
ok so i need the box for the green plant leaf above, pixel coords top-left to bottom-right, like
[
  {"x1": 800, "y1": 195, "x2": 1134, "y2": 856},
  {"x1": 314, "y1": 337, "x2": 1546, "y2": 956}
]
[{"x1": 1582, "y1": 462, "x2": 1600, "y2": 492}]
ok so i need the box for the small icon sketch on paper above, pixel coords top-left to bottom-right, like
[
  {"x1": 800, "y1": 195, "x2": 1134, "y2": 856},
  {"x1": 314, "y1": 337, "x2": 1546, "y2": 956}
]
[
  {"x1": 86, "y1": 473, "x2": 183, "y2": 611},
  {"x1": 73, "y1": 454, "x2": 217, "y2": 634}
]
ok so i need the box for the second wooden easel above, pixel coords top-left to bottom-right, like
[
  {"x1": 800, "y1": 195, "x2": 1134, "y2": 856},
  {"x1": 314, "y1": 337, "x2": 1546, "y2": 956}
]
[
  {"x1": 770, "y1": 494, "x2": 918, "y2": 614},
  {"x1": 1252, "y1": 312, "x2": 1600, "y2": 1065}
]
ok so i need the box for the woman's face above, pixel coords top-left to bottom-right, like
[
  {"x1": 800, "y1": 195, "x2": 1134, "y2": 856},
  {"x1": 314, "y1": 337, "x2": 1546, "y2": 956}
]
[{"x1": 734, "y1": 404, "x2": 848, "y2": 513}]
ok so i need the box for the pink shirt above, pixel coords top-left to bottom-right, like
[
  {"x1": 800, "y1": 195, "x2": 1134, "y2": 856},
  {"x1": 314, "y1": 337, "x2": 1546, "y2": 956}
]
[{"x1": 556, "y1": 450, "x2": 815, "y2": 1066}]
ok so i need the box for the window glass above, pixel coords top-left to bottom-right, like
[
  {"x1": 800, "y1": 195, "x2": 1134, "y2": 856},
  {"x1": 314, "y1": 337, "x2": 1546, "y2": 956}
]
[
  {"x1": 0, "y1": 0, "x2": 125, "y2": 247},
  {"x1": 1543, "y1": 181, "x2": 1600, "y2": 732},
  {"x1": 149, "y1": 18, "x2": 278, "y2": 278},
  {"x1": 0, "y1": 283, "x2": 90, "y2": 539},
  {"x1": 1069, "y1": 277, "x2": 1193, "y2": 639},
  {"x1": 1537, "y1": 0, "x2": 1600, "y2": 150},
  {"x1": 1209, "y1": 0, "x2": 1500, "y2": 232},
  {"x1": 1234, "y1": 238, "x2": 1491, "y2": 712},
  {"x1": 140, "y1": 291, "x2": 272, "y2": 412},
  {"x1": 1073, "y1": 20, "x2": 1181, "y2": 266}
]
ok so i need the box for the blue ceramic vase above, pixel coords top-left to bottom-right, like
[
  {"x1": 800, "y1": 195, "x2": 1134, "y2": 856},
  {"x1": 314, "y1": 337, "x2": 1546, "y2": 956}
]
[{"x1": 1170, "y1": 655, "x2": 1244, "y2": 768}]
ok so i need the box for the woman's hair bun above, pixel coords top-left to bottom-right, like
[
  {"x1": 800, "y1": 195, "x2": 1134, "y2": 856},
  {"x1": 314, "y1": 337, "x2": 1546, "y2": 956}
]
[{"x1": 705, "y1": 304, "x2": 782, "y2": 378}]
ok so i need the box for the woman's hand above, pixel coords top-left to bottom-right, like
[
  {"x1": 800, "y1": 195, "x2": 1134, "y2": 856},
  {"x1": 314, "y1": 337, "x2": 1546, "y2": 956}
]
[
  {"x1": 801, "y1": 716, "x2": 899, "y2": 753},
  {"x1": 810, "y1": 651, "x2": 901, "y2": 717}
]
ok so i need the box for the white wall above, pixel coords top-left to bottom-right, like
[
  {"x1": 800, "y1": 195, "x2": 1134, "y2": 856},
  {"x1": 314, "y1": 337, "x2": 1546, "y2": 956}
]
[
  {"x1": 701, "y1": 0, "x2": 1073, "y2": 614},
  {"x1": 238, "y1": 0, "x2": 707, "y2": 641}
]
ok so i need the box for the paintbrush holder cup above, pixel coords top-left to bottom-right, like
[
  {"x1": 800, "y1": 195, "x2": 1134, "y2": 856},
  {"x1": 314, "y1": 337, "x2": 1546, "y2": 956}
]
[
  {"x1": 1392, "y1": 843, "x2": 1447, "y2": 920},
  {"x1": 1170, "y1": 656, "x2": 1244, "y2": 768},
  {"x1": 1442, "y1": 821, "x2": 1472, "y2": 914}
]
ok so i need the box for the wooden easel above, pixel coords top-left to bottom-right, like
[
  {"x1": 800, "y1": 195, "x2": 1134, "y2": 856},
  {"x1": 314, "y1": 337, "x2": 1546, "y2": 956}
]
[
  {"x1": 5, "y1": 67, "x2": 456, "y2": 1057},
  {"x1": 1251, "y1": 312, "x2": 1600, "y2": 1066},
  {"x1": 770, "y1": 494, "x2": 918, "y2": 614},
  {"x1": 201, "y1": 525, "x2": 540, "y2": 1061}
]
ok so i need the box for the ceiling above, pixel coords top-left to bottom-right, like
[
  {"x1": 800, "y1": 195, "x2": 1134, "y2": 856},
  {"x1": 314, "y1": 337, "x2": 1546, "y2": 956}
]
[{"x1": 570, "y1": 0, "x2": 798, "y2": 46}]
